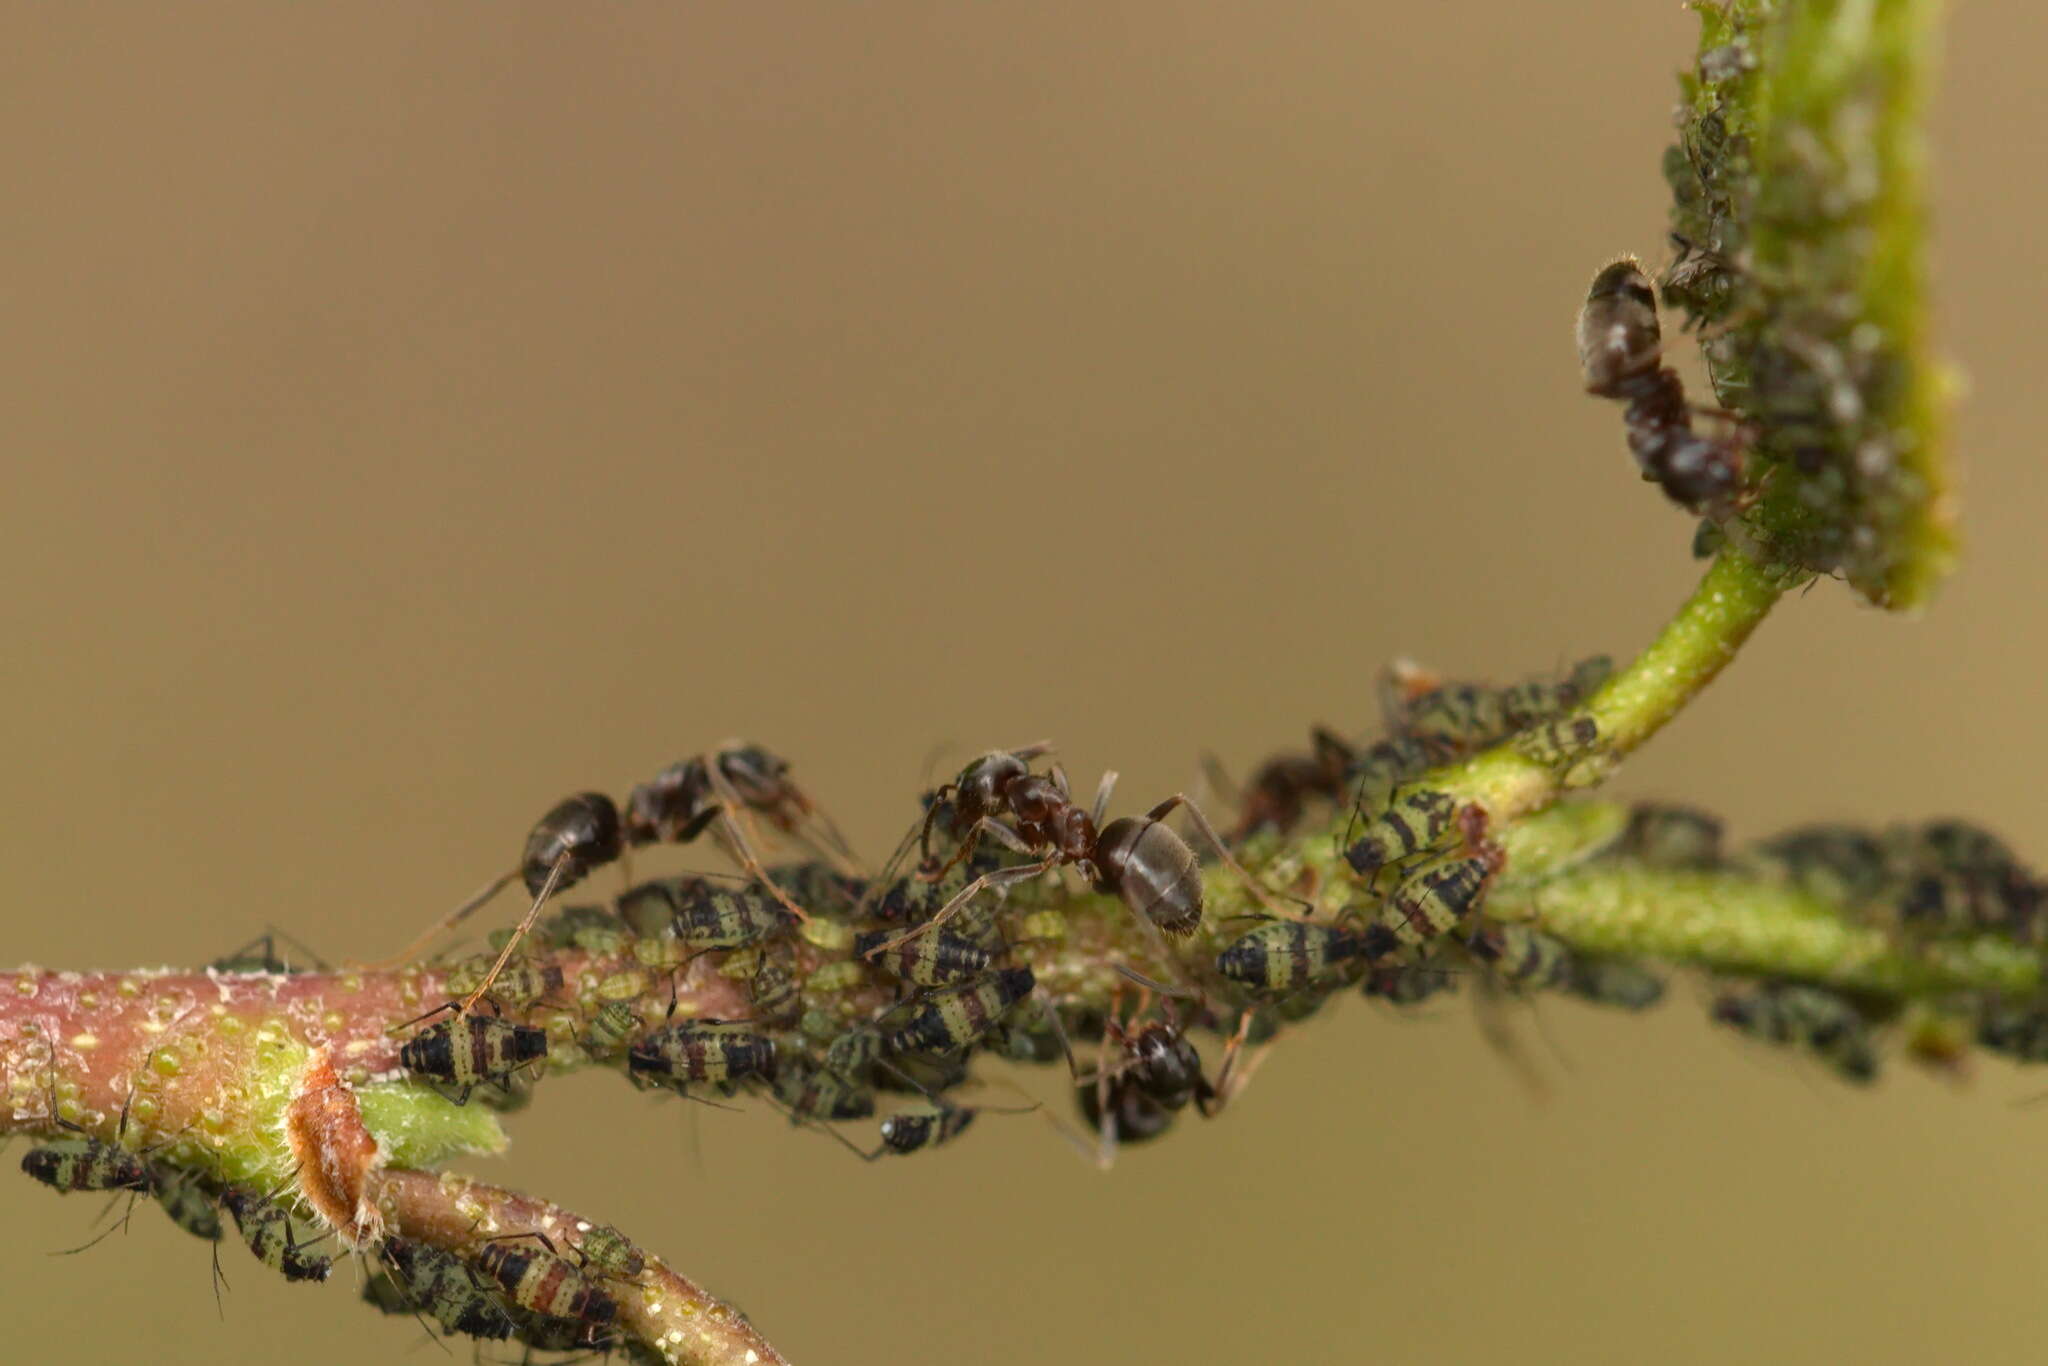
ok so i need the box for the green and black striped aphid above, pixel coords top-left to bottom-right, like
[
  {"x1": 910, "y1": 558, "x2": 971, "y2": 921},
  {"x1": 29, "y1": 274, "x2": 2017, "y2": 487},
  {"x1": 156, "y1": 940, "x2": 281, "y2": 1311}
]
[
  {"x1": 674, "y1": 882, "x2": 801, "y2": 953},
  {"x1": 581, "y1": 1001, "x2": 644, "y2": 1060},
  {"x1": 628, "y1": 1019, "x2": 777, "y2": 1095},
  {"x1": 154, "y1": 1170, "x2": 222, "y2": 1243},
  {"x1": 884, "y1": 967, "x2": 1037, "y2": 1056},
  {"x1": 375, "y1": 1235, "x2": 516, "y2": 1341},
  {"x1": 1343, "y1": 787, "x2": 1476, "y2": 885},
  {"x1": 854, "y1": 926, "x2": 993, "y2": 988},
  {"x1": 1562, "y1": 957, "x2": 1666, "y2": 1011},
  {"x1": 1709, "y1": 982, "x2": 1880, "y2": 1085},
  {"x1": 1361, "y1": 845, "x2": 1506, "y2": 961},
  {"x1": 1215, "y1": 921, "x2": 1370, "y2": 999},
  {"x1": 398, "y1": 1005, "x2": 550, "y2": 1105},
  {"x1": 1511, "y1": 715, "x2": 1602, "y2": 769},
  {"x1": 1885, "y1": 819, "x2": 2041, "y2": 941},
  {"x1": 1388, "y1": 655, "x2": 1613, "y2": 755},
  {"x1": 1742, "y1": 824, "x2": 1893, "y2": 907},
  {"x1": 777, "y1": 1060, "x2": 878, "y2": 1123},
  {"x1": 1616, "y1": 803, "x2": 1725, "y2": 869},
  {"x1": 1462, "y1": 920, "x2": 1572, "y2": 991},
  {"x1": 537, "y1": 902, "x2": 630, "y2": 955},
  {"x1": 222, "y1": 1184, "x2": 332, "y2": 1283},
  {"x1": 741, "y1": 947, "x2": 803, "y2": 1024},
  {"x1": 20, "y1": 1070, "x2": 156, "y2": 1199},
  {"x1": 443, "y1": 954, "x2": 565, "y2": 1012},
  {"x1": 474, "y1": 1231, "x2": 619, "y2": 1330}
]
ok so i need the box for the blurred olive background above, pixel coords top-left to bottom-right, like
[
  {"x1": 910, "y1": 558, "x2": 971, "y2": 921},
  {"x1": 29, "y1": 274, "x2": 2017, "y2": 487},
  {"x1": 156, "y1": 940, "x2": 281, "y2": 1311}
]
[{"x1": 2, "y1": 3, "x2": 2042, "y2": 1363}]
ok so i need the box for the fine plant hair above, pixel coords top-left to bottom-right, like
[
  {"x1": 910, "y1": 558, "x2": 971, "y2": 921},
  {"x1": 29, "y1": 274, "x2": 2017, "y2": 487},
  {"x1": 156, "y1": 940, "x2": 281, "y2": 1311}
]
[{"x1": 0, "y1": 3, "x2": 1982, "y2": 1362}]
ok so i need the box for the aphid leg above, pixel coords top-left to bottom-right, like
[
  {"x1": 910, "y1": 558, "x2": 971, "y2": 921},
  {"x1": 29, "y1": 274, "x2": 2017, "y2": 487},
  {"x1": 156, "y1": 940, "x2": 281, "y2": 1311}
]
[
  {"x1": 1147, "y1": 794, "x2": 1315, "y2": 922},
  {"x1": 455, "y1": 853, "x2": 574, "y2": 1016},
  {"x1": 354, "y1": 867, "x2": 520, "y2": 972},
  {"x1": 1197, "y1": 754, "x2": 1242, "y2": 811}
]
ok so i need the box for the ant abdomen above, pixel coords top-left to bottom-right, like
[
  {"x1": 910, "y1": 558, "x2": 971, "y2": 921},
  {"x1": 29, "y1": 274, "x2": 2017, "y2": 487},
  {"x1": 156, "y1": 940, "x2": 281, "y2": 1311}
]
[
  {"x1": 1093, "y1": 816, "x2": 1203, "y2": 938},
  {"x1": 519, "y1": 793, "x2": 623, "y2": 898}
]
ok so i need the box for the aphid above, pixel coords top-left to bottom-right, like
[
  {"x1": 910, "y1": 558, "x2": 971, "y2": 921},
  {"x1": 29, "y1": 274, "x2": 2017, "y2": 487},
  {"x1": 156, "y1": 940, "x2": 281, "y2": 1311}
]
[
  {"x1": 1361, "y1": 962, "x2": 1460, "y2": 1006},
  {"x1": 474, "y1": 1232, "x2": 618, "y2": 1329},
  {"x1": 376, "y1": 1234, "x2": 516, "y2": 1341},
  {"x1": 1709, "y1": 981, "x2": 1879, "y2": 1084},
  {"x1": 443, "y1": 954, "x2": 564, "y2": 1012},
  {"x1": 775, "y1": 1057, "x2": 877, "y2": 1123},
  {"x1": 853, "y1": 927, "x2": 992, "y2": 988},
  {"x1": 20, "y1": 1074, "x2": 154, "y2": 1198},
  {"x1": 743, "y1": 951, "x2": 802, "y2": 1024},
  {"x1": 1562, "y1": 957, "x2": 1667, "y2": 1011},
  {"x1": 670, "y1": 882, "x2": 801, "y2": 953},
  {"x1": 539, "y1": 903, "x2": 630, "y2": 956},
  {"x1": 1360, "y1": 847, "x2": 1505, "y2": 960},
  {"x1": 398, "y1": 1010, "x2": 550, "y2": 1104},
  {"x1": 222, "y1": 1184, "x2": 332, "y2": 1283},
  {"x1": 576, "y1": 1224, "x2": 646, "y2": 1283},
  {"x1": 1499, "y1": 656, "x2": 1613, "y2": 730},
  {"x1": 1617, "y1": 803, "x2": 1725, "y2": 869},
  {"x1": 1577, "y1": 256, "x2": 1745, "y2": 509},
  {"x1": 208, "y1": 930, "x2": 326, "y2": 974},
  {"x1": 806, "y1": 960, "x2": 870, "y2": 994},
  {"x1": 154, "y1": 1170, "x2": 223, "y2": 1243},
  {"x1": 1343, "y1": 787, "x2": 1469, "y2": 884},
  {"x1": 625, "y1": 741, "x2": 855, "y2": 921},
  {"x1": 884, "y1": 968, "x2": 1037, "y2": 1056},
  {"x1": 1215, "y1": 921, "x2": 1370, "y2": 998},
  {"x1": 580, "y1": 1001, "x2": 643, "y2": 1059},
  {"x1": 883, "y1": 746, "x2": 1294, "y2": 955},
  {"x1": 1511, "y1": 715, "x2": 1603, "y2": 771},
  {"x1": 1743, "y1": 825, "x2": 1893, "y2": 906},
  {"x1": 1977, "y1": 1000, "x2": 2048, "y2": 1064},
  {"x1": 871, "y1": 1101, "x2": 978, "y2": 1157},
  {"x1": 1462, "y1": 921, "x2": 1572, "y2": 990},
  {"x1": 628, "y1": 1020, "x2": 777, "y2": 1094}
]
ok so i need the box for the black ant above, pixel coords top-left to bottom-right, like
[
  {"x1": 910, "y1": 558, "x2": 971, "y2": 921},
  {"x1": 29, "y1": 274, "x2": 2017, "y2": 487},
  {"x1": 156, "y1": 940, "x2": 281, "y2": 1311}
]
[
  {"x1": 1578, "y1": 256, "x2": 1746, "y2": 511},
  {"x1": 868, "y1": 744, "x2": 1302, "y2": 969},
  {"x1": 1063, "y1": 985, "x2": 1259, "y2": 1170}
]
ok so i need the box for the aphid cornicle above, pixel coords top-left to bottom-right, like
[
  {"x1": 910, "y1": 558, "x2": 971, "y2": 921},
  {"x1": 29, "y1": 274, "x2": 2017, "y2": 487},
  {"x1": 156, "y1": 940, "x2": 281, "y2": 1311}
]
[
  {"x1": 628, "y1": 1020, "x2": 777, "y2": 1093},
  {"x1": 475, "y1": 1233, "x2": 619, "y2": 1328},
  {"x1": 222, "y1": 1185, "x2": 332, "y2": 1283},
  {"x1": 884, "y1": 968, "x2": 1037, "y2": 1056},
  {"x1": 1361, "y1": 847, "x2": 1505, "y2": 960},
  {"x1": 1577, "y1": 256, "x2": 1745, "y2": 510},
  {"x1": 398, "y1": 1010, "x2": 550, "y2": 1104},
  {"x1": 854, "y1": 927, "x2": 992, "y2": 987},
  {"x1": 1215, "y1": 921, "x2": 1370, "y2": 998},
  {"x1": 377, "y1": 1235, "x2": 516, "y2": 1341}
]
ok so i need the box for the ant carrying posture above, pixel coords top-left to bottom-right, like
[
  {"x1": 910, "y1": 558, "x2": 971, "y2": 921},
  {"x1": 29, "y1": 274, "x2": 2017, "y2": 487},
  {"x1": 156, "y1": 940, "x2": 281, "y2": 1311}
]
[
  {"x1": 866, "y1": 744, "x2": 1301, "y2": 969},
  {"x1": 1578, "y1": 256, "x2": 1747, "y2": 511}
]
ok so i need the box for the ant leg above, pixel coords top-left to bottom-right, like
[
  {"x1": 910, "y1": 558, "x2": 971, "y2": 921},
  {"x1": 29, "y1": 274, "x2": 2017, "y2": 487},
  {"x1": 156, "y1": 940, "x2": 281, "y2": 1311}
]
[
  {"x1": 1199, "y1": 1010, "x2": 1259, "y2": 1118},
  {"x1": 454, "y1": 854, "x2": 572, "y2": 1016},
  {"x1": 1147, "y1": 794, "x2": 1316, "y2": 922},
  {"x1": 1089, "y1": 771, "x2": 1119, "y2": 828},
  {"x1": 865, "y1": 857, "x2": 1059, "y2": 955},
  {"x1": 354, "y1": 868, "x2": 520, "y2": 972},
  {"x1": 973, "y1": 817, "x2": 1036, "y2": 856},
  {"x1": 700, "y1": 803, "x2": 813, "y2": 922}
]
